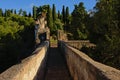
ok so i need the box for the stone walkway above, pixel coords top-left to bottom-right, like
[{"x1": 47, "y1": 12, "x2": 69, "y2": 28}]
[{"x1": 44, "y1": 43, "x2": 72, "y2": 80}]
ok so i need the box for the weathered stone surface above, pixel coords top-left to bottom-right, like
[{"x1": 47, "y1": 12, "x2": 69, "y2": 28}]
[
  {"x1": 59, "y1": 41, "x2": 120, "y2": 80},
  {"x1": 0, "y1": 41, "x2": 49, "y2": 80},
  {"x1": 45, "y1": 43, "x2": 71, "y2": 80},
  {"x1": 65, "y1": 40, "x2": 96, "y2": 49},
  {"x1": 34, "y1": 12, "x2": 50, "y2": 45},
  {"x1": 57, "y1": 30, "x2": 68, "y2": 41}
]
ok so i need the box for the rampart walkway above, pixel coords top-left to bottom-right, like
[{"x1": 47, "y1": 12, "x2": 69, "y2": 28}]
[
  {"x1": 45, "y1": 43, "x2": 72, "y2": 80},
  {"x1": 0, "y1": 40, "x2": 120, "y2": 80}
]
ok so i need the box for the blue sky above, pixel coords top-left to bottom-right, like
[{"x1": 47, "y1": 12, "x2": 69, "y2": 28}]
[{"x1": 0, "y1": 0, "x2": 96, "y2": 14}]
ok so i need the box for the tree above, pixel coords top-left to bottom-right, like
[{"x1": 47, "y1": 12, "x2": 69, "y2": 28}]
[
  {"x1": 58, "y1": 10, "x2": 60, "y2": 19},
  {"x1": 66, "y1": 7, "x2": 70, "y2": 25},
  {"x1": 33, "y1": 6, "x2": 37, "y2": 19},
  {"x1": 71, "y1": 2, "x2": 88, "y2": 40},
  {"x1": 0, "y1": 13, "x2": 34, "y2": 73},
  {"x1": 4, "y1": 9, "x2": 11, "y2": 17},
  {"x1": 65, "y1": 6, "x2": 72, "y2": 33},
  {"x1": 62, "y1": 5, "x2": 66, "y2": 24},
  {"x1": 11, "y1": 9, "x2": 13, "y2": 14},
  {"x1": 0, "y1": 8, "x2": 3, "y2": 17},
  {"x1": 4, "y1": 9, "x2": 7, "y2": 17},
  {"x1": 22, "y1": 11, "x2": 27, "y2": 17},
  {"x1": 18, "y1": 9, "x2": 23, "y2": 15},
  {"x1": 14, "y1": 9, "x2": 16, "y2": 14},
  {"x1": 87, "y1": 0, "x2": 120, "y2": 69},
  {"x1": 37, "y1": 5, "x2": 48, "y2": 15},
  {"x1": 52, "y1": 4, "x2": 57, "y2": 22},
  {"x1": 28, "y1": 12, "x2": 32, "y2": 17},
  {"x1": 54, "y1": 19, "x2": 63, "y2": 30},
  {"x1": 47, "y1": 5, "x2": 53, "y2": 32}
]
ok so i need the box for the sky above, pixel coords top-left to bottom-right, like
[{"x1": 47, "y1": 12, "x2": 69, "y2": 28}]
[{"x1": 0, "y1": 0, "x2": 96, "y2": 14}]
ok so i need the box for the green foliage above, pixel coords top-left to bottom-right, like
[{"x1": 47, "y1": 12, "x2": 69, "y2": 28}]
[
  {"x1": 4, "y1": 9, "x2": 12, "y2": 17},
  {"x1": 64, "y1": 7, "x2": 71, "y2": 33},
  {"x1": 55, "y1": 19, "x2": 63, "y2": 30},
  {"x1": 33, "y1": 6, "x2": 37, "y2": 19},
  {"x1": 0, "y1": 12, "x2": 34, "y2": 73},
  {"x1": 18, "y1": 9, "x2": 23, "y2": 15},
  {"x1": 36, "y1": 5, "x2": 48, "y2": 16},
  {"x1": 33, "y1": 4, "x2": 64, "y2": 36},
  {"x1": 45, "y1": 4, "x2": 63, "y2": 36},
  {"x1": 22, "y1": 11, "x2": 27, "y2": 17},
  {"x1": 58, "y1": 10, "x2": 61, "y2": 19},
  {"x1": 52, "y1": 4, "x2": 57, "y2": 22},
  {"x1": 62, "y1": 5, "x2": 66, "y2": 24},
  {"x1": 87, "y1": 0, "x2": 120, "y2": 69},
  {"x1": 51, "y1": 4, "x2": 63, "y2": 35},
  {"x1": 0, "y1": 8, "x2": 3, "y2": 17},
  {"x1": 70, "y1": 2, "x2": 88, "y2": 40},
  {"x1": 0, "y1": 17, "x2": 4, "y2": 23},
  {"x1": 28, "y1": 12, "x2": 32, "y2": 17},
  {"x1": 47, "y1": 5, "x2": 53, "y2": 32},
  {"x1": 66, "y1": 7, "x2": 70, "y2": 25},
  {"x1": 14, "y1": 9, "x2": 16, "y2": 14}
]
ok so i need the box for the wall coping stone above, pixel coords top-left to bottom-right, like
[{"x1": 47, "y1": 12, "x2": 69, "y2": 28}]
[
  {"x1": 59, "y1": 41, "x2": 120, "y2": 80},
  {"x1": 0, "y1": 41, "x2": 49, "y2": 80}
]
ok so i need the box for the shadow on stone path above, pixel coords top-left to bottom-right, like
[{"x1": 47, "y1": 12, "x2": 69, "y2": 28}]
[{"x1": 44, "y1": 43, "x2": 72, "y2": 80}]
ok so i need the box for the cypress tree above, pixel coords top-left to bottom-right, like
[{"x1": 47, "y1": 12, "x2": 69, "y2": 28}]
[
  {"x1": 0, "y1": 8, "x2": 3, "y2": 17},
  {"x1": 62, "y1": 5, "x2": 66, "y2": 24},
  {"x1": 22, "y1": 11, "x2": 27, "y2": 17},
  {"x1": 14, "y1": 9, "x2": 16, "y2": 14},
  {"x1": 47, "y1": 5, "x2": 53, "y2": 31},
  {"x1": 52, "y1": 4, "x2": 57, "y2": 22},
  {"x1": 11, "y1": 9, "x2": 13, "y2": 14},
  {"x1": 66, "y1": 7, "x2": 70, "y2": 25},
  {"x1": 4, "y1": 9, "x2": 7, "y2": 17},
  {"x1": 58, "y1": 10, "x2": 60, "y2": 19},
  {"x1": 28, "y1": 12, "x2": 32, "y2": 17},
  {"x1": 33, "y1": 6, "x2": 37, "y2": 19}
]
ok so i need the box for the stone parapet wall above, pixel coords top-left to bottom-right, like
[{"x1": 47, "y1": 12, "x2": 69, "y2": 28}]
[
  {"x1": 0, "y1": 41, "x2": 49, "y2": 80},
  {"x1": 65, "y1": 40, "x2": 96, "y2": 49},
  {"x1": 58, "y1": 41, "x2": 120, "y2": 80},
  {"x1": 57, "y1": 30, "x2": 68, "y2": 41}
]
